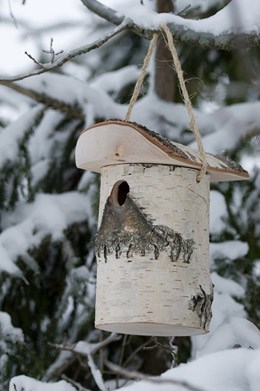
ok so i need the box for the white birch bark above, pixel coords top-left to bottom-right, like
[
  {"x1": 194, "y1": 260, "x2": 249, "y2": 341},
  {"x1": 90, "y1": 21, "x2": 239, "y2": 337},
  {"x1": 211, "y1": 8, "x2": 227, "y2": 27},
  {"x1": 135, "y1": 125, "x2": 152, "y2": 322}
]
[{"x1": 95, "y1": 164, "x2": 213, "y2": 336}]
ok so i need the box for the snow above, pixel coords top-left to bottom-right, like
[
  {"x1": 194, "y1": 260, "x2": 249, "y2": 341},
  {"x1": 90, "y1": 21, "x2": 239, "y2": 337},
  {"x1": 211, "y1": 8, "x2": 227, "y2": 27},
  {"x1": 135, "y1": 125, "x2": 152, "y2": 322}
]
[
  {"x1": 210, "y1": 240, "x2": 249, "y2": 262},
  {"x1": 253, "y1": 260, "x2": 260, "y2": 277},
  {"x1": 191, "y1": 269, "x2": 250, "y2": 359},
  {"x1": 0, "y1": 243, "x2": 22, "y2": 275},
  {"x1": 12, "y1": 73, "x2": 260, "y2": 156},
  {"x1": 175, "y1": 0, "x2": 226, "y2": 13},
  {"x1": 0, "y1": 311, "x2": 24, "y2": 366},
  {"x1": 0, "y1": 105, "x2": 43, "y2": 167},
  {"x1": 29, "y1": 110, "x2": 64, "y2": 164},
  {"x1": 91, "y1": 65, "x2": 140, "y2": 93},
  {"x1": 195, "y1": 317, "x2": 260, "y2": 357},
  {"x1": 9, "y1": 376, "x2": 76, "y2": 391},
  {"x1": 1, "y1": 1, "x2": 259, "y2": 390},
  {"x1": 210, "y1": 191, "x2": 227, "y2": 235},
  {"x1": 0, "y1": 311, "x2": 24, "y2": 343},
  {"x1": 211, "y1": 272, "x2": 245, "y2": 297},
  {"x1": 124, "y1": 0, "x2": 260, "y2": 35},
  {"x1": 28, "y1": 110, "x2": 72, "y2": 184},
  {"x1": 197, "y1": 102, "x2": 260, "y2": 154},
  {"x1": 119, "y1": 349, "x2": 260, "y2": 391},
  {"x1": 0, "y1": 0, "x2": 87, "y2": 75},
  {"x1": 18, "y1": 73, "x2": 124, "y2": 121},
  {"x1": 0, "y1": 192, "x2": 93, "y2": 275},
  {"x1": 12, "y1": 350, "x2": 260, "y2": 391}
]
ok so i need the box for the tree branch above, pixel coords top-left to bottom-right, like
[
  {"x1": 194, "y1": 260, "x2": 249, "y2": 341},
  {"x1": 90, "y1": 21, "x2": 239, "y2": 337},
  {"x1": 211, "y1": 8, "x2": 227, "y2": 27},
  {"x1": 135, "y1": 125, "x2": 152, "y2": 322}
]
[
  {"x1": 61, "y1": 375, "x2": 91, "y2": 391},
  {"x1": 81, "y1": 0, "x2": 123, "y2": 25},
  {"x1": 48, "y1": 335, "x2": 206, "y2": 391},
  {"x1": 0, "y1": 20, "x2": 128, "y2": 83},
  {"x1": 48, "y1": 334, "x2": 120, "y2": 391},
  {"x1": 104, "y1": 359, "x2": 208, "y2": 391},
  {"x1": 0, "y1": 81, "x2": 84, "y2": 119},
  {"x1": 80, "y1": 0, "x2": 260, "y2": 50},
  {"x1": 1, "y1": 0, "x2": 258, "y2": 85}
]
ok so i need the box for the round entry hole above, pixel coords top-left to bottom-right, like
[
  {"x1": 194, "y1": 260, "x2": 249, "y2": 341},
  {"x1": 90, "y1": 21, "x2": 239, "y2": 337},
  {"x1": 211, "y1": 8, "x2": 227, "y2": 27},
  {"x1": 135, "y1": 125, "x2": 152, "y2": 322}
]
[{"x1": 110, "y1": 180, "x2": 129, "y2": 206}]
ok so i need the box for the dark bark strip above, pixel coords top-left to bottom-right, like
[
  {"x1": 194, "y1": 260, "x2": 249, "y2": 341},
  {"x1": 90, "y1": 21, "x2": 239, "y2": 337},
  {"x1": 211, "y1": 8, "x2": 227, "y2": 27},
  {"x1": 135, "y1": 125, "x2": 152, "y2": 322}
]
[
  {"x1": 95, "y1": 195, "x2": 194, "y2": 263},
  {"x1": 189, "y1": 284, "x2": 214, "y2": 329}
]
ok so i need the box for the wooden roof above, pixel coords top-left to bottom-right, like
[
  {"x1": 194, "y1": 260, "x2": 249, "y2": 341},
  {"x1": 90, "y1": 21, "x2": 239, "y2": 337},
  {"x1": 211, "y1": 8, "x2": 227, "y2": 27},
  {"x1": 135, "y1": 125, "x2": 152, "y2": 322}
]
[{"x1": 75, "y1": 120, "x2": 249, "y2": 182}]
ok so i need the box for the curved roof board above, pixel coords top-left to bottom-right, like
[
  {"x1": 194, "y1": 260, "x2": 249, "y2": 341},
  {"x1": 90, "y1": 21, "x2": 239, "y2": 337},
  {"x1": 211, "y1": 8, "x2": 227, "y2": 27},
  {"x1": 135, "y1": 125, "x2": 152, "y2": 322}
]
[{"x1": 75, "y1": 120, "x2": 249, "y2": 182}]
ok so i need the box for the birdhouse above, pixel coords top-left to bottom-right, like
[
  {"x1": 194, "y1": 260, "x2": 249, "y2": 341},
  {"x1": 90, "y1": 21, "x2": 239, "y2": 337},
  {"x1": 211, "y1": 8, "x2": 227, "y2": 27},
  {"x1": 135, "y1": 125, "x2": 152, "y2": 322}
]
[{"x1": 75, "y1": 120, "x2": 249, "y2": 337}]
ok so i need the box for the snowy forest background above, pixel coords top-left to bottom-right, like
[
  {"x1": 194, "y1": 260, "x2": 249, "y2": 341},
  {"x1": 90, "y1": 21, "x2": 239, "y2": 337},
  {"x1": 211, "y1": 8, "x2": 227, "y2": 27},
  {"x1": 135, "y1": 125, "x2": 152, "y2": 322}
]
[{"x1": 0, "y1": 0, "x2": 260, "y2": 390}]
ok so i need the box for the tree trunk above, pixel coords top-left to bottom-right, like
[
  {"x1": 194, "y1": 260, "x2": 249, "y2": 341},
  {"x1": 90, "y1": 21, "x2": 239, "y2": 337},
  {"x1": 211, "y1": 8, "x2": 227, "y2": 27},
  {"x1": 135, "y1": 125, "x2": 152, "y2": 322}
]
[{"x1": 155, "y1": 0, "x2": 175, "y2": 101}]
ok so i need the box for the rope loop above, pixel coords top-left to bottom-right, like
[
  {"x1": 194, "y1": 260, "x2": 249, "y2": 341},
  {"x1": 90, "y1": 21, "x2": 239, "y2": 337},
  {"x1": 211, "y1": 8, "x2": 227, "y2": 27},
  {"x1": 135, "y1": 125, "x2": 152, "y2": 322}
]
[{"x1": 125, "y1": 24, "x2": 208, "y2": 182}]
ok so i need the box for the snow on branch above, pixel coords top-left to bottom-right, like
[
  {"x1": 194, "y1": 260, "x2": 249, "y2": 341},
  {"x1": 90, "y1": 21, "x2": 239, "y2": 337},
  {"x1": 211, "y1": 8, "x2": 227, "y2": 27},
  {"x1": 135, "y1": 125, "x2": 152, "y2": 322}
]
[
  {"x1": 1, "y1": 0, "x2": 259, "y2": 84},
  {"x1": 1, "y1": 72, "x2": 125, "y2": 122},
  {"x1": 0, "y1": 192, "x2": 92, "y2": 276},
  {"x1": 10, "y1": 376, "x2": 76, "y2": 391},
  {"x1": 81, "y1": 0, "x2": 260, "y2": 50},
  {"x1": 0, "y1": 311, "x2": 24, "y2": 345},
  {"x1": 81, "y1": 0, "x2": 123, "y2": 25},
  {"x1": 0, "y1": 21, "x2": 128, "y2": 83},
  {"x1": 48, "y1": 333, "x2": 121, "y2": 391},
  {"x1": 48, "y1": 334, "x2": 207, "y2": 391},
  {"x1": 104, "y1": 360, "x2": 207, "y2": 391},
  {"x1": 0, "y1": 81, "x2": 84, "y2": 119},
  {"x1": 1, "y1": 74, "x2": 259, "y2": 151},
  {"x1": 0, "y1": 105, "x2": 44, "y2": 169}
]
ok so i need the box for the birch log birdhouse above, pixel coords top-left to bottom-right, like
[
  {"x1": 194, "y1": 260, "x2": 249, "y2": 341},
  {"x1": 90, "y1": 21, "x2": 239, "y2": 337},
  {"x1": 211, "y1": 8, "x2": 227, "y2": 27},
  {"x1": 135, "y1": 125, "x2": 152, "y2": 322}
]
[{"x1": 75, "y1": 120, "x2": 249, "y2": 337}]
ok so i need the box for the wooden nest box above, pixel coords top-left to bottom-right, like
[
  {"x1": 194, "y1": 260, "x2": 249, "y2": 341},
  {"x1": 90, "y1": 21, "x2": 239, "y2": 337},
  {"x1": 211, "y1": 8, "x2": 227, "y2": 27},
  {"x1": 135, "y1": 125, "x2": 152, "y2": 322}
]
[{"x1": 75, "y1": 120, "x2": 249, "y2": 336}]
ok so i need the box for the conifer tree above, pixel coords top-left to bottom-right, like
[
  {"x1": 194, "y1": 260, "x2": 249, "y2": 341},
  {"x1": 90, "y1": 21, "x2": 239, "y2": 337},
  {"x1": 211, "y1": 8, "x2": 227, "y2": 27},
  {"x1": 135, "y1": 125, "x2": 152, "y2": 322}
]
[{"x1": 0, "y1": 1, "x2": 259, "y2": 390}]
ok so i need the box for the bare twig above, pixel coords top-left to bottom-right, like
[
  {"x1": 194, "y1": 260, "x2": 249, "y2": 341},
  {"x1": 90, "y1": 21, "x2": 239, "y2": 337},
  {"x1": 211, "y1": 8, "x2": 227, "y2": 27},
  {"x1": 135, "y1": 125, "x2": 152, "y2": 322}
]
[
  {"x1": 177, "y1": 4, "x2": 191, "y2": 16},
  {"x1": 90, "y1": 332, "x2": 121, "y2": 355},
  {"x1": 48, "y1": 342, "x2": 78, "y2": 353},
  {"x1": 61, "y1": 375, "x2": 91, "y2": 391},
  {"x1": 142, "y1": 336, "x2": 178, "y2": 366},
  {"x1": 48, "y1": 333, "x2": 120, "y2": 391},
  {"x1": 42, "y1": 38, "x2": 63, "y2": 64},
  {"x1": 0, "y1": 20, "x2": 128, "y2": 82},
  {"x1": 48, "y1": 333, "x2": 120, "y2": 356},
  {"x1": 8, "y1": 0, "x2": 18, "y2": 28},
  {"x1": 25, "y1": 51, "x2": 44, "y2": 68},
  {"x1": 45, "y1": 355, "x2": 78, "y2": 382},
  {"x1": 122, "y1": 337, "x2": 154, "y2": 368},
  {"x1": 104, "y1": 359, "x2": 208, "y2": 391}
]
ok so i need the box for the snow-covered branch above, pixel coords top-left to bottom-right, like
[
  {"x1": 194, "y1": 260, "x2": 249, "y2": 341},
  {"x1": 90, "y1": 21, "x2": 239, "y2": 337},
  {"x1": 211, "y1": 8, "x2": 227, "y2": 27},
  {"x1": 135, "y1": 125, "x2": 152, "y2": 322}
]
[
  {"x1": 81, "y1": 0, "x2": 260, "y2": 50},
  {"x1": 48, "y1": 333, "x2": 121, "y2": 391},
  {"x1": 0, "y1": 20, "x2": 128, "y2": 83},
  {"x1": 104, "y1": 360, "x2": 207, "y2": 391},
  {"x1": 81, "y1": 0, "x2": 123, "y2": 25},
  {"x1": 0, "y1": 81, "x2": 84, "y2": 119},
  {"x1": 48, "y1": 334, "x2": 206, "y2": 391},
  {"x1": 1, "y1": 0, "x2": 259, "y2": 84}
]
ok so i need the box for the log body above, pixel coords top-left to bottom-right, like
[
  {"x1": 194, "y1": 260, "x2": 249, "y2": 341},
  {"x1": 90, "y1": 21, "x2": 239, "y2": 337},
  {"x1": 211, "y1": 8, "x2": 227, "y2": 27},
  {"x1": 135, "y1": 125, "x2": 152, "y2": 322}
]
[{"x1": 95, "y1": 164, "x2": 213, "y2": 336}]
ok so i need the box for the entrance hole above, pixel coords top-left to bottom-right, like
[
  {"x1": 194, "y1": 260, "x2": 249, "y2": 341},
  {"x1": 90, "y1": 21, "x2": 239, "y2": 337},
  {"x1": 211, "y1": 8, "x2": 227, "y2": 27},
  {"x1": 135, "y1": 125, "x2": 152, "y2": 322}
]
[{"x1": 110, "y1": 180, "x2": 130, "y2": 206}]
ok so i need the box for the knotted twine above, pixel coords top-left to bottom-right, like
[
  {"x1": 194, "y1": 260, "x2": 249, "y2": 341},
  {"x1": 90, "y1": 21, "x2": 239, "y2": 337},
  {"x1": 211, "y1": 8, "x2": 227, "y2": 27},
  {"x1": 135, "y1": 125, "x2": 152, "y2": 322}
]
[{"x1": 125, "y1": 24, "x2": 208, "y2": 182}]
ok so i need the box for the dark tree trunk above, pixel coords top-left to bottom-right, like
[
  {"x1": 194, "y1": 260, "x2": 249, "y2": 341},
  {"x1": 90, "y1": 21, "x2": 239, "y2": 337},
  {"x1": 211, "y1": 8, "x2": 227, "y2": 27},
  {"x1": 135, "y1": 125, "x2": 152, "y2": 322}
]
[{"x1": 155, "y1": 0, "x2": 175, "y2": 102}]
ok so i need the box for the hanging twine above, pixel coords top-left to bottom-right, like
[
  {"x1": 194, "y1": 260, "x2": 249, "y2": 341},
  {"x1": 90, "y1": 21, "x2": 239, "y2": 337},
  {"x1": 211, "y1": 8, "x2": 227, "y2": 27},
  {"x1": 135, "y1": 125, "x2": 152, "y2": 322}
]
[
  {"x1": 125, "y1": 24, "x2": 208, "y2": 182},
  {"x1": 160, "y1": 24, "x2": 208, "y2": 181},
  {"x1": 125, "y1": 33, "x2": 159, "y2": 122}
]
